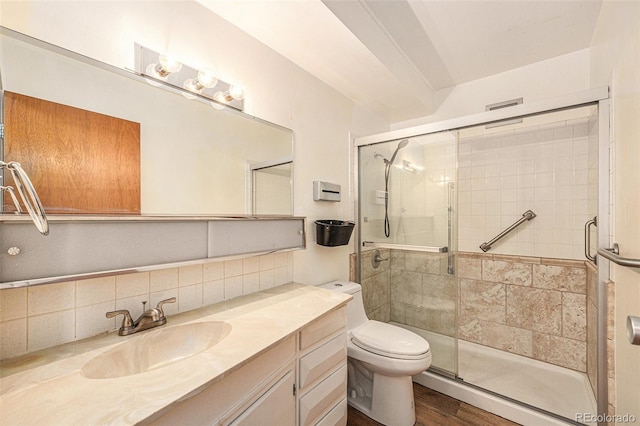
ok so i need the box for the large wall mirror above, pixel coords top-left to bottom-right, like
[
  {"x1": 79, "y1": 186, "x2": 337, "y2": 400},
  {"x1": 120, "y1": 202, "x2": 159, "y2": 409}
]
[{"x1": 0, "y1": 27, "x2": 293, "y2": 217}]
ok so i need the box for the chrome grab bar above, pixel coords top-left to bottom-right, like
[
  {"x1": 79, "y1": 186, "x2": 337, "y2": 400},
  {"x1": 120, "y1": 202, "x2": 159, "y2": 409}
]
[
  {"x1": 1, "y1": 185, "x2": 23, "y2": 213},
  {"x1": 362, "y1": 241, "x2": 447, "y2": 253},
  {"x1": 584, "y1": 216, "x2": 597, "y2": 262},
  {"x1": 597, "y1": 243, "x2": 640, "y2": 268},
  {"x1": 480, "y1": 210, "x2": 536, "y2": 252},
  {"x1": 1, "y1": 161, "x2": 49, "y2": 235}
]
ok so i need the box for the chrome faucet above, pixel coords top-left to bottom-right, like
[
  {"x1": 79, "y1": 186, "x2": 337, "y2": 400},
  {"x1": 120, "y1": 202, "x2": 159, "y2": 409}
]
[{"x1": 106, "y1": 297, "x2": 176, "y2": 336}]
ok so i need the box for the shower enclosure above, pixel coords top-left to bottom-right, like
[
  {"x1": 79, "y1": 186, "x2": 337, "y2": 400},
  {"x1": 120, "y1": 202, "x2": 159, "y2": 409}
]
[{"x1": 354, "y1": 89, "x2": 610, "y2": 425}]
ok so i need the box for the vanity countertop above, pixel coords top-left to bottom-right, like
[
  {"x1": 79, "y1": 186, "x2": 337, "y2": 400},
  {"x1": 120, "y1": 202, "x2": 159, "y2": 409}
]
[{"x1": 0, "y1": 283, "x2": 351, "y2": 425}]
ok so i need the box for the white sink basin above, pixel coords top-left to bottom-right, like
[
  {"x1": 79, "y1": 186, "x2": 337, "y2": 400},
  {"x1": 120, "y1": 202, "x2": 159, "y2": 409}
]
[{"x1": 81, "y1": 321, "x2": 232, "y2": 379}]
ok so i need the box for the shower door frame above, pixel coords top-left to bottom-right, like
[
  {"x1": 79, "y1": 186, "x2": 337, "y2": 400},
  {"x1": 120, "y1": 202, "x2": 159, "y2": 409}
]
[{"x1": 353, "y1": 86, "x2": 611, "y2": 424}]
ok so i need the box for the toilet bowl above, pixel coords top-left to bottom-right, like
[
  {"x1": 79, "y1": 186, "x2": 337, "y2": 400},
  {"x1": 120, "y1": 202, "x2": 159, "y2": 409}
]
[{"x1": 320, "y1": 281, "x2": 432, "y2": 426}]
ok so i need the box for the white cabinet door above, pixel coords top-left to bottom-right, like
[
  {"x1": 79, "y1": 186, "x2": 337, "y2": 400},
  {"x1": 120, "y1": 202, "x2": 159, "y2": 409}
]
[{"x1": 229, "y1": 370, "x2": 295, "y2": 426}]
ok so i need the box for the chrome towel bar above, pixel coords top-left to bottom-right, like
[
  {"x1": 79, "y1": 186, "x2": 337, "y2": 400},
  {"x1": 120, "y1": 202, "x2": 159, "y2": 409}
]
[
  {"x1": 480, "y1": 210, "x2": 536, "y2": 252},
  {"x1": 0, "y1": 161, "x2": 49, "y2": 235},
  {"x1": 597, "y1": 243, "x2": 640, "y2": 268}
]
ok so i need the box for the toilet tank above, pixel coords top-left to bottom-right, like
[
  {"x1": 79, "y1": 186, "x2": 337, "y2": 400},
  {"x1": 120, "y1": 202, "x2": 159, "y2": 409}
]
[{"x1": 319, "y1": 281, "x2": 369, "y2": 329}]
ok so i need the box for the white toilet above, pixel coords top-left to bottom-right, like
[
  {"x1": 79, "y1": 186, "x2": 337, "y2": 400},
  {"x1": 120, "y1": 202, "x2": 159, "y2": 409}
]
[{"x1": 320, "y1": 281, "x2": 432, "y2": 426}]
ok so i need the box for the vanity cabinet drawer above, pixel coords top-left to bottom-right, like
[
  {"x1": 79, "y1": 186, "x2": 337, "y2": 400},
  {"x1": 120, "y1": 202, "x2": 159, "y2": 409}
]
[
  {"x1": 316, "y1": 398, "x2": 347, "y2": 426},
  {"x1": 299, "y1": 333, "x2": 346, "y2": 390},
  {"x1": 298, "y1": 364, "x2": 347, "y2": 426},
  {"x1": 228, "y1": 369, "x2": 295, "y2": 426},
  {"x1": 150, "y1": 335, "x2": 295, "y2": 425},
  {"x1": 299, "y1": 307, "x2": 346, "y2": 351}
]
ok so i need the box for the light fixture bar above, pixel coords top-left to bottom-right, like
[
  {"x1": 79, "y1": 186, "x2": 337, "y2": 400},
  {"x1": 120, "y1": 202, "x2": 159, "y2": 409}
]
[{"x1": 133, "y1": 43, "x2": 244, "y2": 111}]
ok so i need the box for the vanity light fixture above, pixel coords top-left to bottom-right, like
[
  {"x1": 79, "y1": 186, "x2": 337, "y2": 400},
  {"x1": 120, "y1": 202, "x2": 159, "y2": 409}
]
[
  {"x1": 184, "y1": 68, "x2": 218, "y2": 94},
  {"x1": 213, "y1": 84, "x2": 245, "y2": 104},
  {"x1": 134, "y1": 44, "x2": 245, "y2": 111},
  {"x1": 145, "y1": 54, "x2": 183, "y2": 80}
]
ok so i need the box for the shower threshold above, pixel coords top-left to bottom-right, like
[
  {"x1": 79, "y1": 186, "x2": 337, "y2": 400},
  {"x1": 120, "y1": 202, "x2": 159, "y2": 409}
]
[{"x1": 391, "y1": 323, "x2": 597, "y2": 425}]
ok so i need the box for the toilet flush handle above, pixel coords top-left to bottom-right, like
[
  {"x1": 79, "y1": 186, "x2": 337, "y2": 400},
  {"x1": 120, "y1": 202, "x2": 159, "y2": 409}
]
[{"x1": 371, "y1": 250, "x2": 389, "y2": 268}]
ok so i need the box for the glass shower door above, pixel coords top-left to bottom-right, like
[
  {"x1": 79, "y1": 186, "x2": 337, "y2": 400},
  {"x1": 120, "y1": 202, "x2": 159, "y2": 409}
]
[{"x1": 358, "y1": 131, "x2": 458, "y2": 375}]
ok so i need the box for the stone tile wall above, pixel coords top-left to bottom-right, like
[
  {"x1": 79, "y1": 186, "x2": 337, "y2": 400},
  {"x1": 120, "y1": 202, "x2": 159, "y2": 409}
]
[
  {"x1": 357, "y1": 249, "x2": 601, "y2": 375},
  {"x1": 457, "y1": 251, "x2": 588, "y2": 372},
  {"x1": 389, "y1": 250, "x2": 455, "y2": 337},
  {"x1": 586, "y1": 261, "x2": 598, "y2": 395},
  {"x1": 359, "y1": 249, "x2": 391, "y2": 322}
]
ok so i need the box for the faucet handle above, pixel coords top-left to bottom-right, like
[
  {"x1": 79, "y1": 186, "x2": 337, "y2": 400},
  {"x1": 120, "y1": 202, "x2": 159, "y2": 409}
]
[
  {"x1": 106, "y1": 309, "x2": 134, "y2": 334},
  {"x1": 156, "y1": 297, "x2": 176, "y2": 317}
]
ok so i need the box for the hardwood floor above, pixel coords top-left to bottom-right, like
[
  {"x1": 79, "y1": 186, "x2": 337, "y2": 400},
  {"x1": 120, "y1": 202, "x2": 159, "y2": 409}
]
[{"x1": 347, "y1": 383, "x2": 520, "y2": 426}]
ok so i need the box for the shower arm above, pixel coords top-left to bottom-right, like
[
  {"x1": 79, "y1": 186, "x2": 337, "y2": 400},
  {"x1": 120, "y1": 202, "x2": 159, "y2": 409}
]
[{"x1": 480, "y1": 210, "x2": 536, "y2": 252}]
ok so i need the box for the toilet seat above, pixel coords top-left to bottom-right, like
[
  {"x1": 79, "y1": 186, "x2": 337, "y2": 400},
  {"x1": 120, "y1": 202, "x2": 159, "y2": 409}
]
[{"x1": 351, "y1": 320, "x2": 430, "y2": 360}]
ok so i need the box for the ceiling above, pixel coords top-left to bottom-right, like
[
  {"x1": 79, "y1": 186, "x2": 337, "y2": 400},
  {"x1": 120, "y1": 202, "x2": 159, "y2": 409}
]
[{"x1": 197, "y1": 0, "x2": 603, "y2": 123}]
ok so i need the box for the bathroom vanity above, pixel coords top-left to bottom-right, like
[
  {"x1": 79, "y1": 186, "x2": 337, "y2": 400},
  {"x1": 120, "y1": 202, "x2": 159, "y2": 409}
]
[{"x1": 0, "y1": 284, "x2": 350, "y2": 426}]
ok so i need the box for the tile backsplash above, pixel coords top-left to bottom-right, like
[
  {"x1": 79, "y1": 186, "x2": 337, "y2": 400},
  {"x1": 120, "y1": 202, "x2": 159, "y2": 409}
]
[{"x1": 0, "y1": 252, "x2": 293, "y2": 360}]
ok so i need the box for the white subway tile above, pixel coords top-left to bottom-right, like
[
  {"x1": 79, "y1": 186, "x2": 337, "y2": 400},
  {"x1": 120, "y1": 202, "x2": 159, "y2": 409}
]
[
  {"x1": 224, "y1": 259, "x2": 243, "y2": 278},
  {"x1": 0, "y1": 318, "x2": 27, "y2": 359},
  {"x1": 28, "y1": 282, "x2": 75, "y2": 316},
  {"x1": 471, "y1": 178, "x2": 486, "y2": 191},
  {"x1": 178, "y1": 284, "x2": 203, "y2": 313},
  {"x1": 203, "y1": 280, "x2": 224, "y2": 306},
  {"x1": 76, "y1": 301, "x2": 116, "y2": 339},
  {"x1": 150, "y1": 268, "x2": 178, "y2": 292},
  {"x1": 242, "y1": 256, "x2": 261, "y2": 274},
  {"x1": 259, "y1": 253, "x2": 275, "y2": 271},
  {"x1": 242, "y1": 273, "x2": 260, "y2": 295},
  {"x1": 553, "y1": 126, "x2": 573, "y2": 140},
  {"x1": 28, "y1": 310, "x2": 75, "y2": 352},
  {"x1": 535, "y1": 157, "x2": 554, "y2": 173},
  {"x1": 115, "y1": 272, "x2": 149, "y2": 299},
  {"x1": 260, "y1": 269, "x2": 275, "y2": 290},
  {"x1": 179, "y1": 265, "x2": 202, "y2": 287},
  {"x1": 0, "y1": 288, "x2": 27, "y2": 321},
  {"x1": 203, "y1": 261, "x2": 224, "y2": 282},
  {"x1": 471, "y1": 165, "x2": 486, "y2": 179},
  {"x1": 76, "y1": 276, "x2": 116, "y2": 307},
  {"x1": 224, "y1": 276, "x2": 243, "y2": 300},
  {"x1": 501, "y1": 189, "x2": 517, "y2": 202}
]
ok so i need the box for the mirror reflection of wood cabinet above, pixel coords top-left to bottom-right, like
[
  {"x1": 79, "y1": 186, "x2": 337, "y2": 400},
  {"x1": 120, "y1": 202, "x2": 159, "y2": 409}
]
[{"x1": 3, "y1": 91, "x2": 140, "y2": 214}]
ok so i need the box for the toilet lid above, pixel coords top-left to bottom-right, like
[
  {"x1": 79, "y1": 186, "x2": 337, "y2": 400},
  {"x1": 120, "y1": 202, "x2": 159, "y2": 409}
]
[{"x1": 351, "y1": 321, "x2": 430, "y2": 360}]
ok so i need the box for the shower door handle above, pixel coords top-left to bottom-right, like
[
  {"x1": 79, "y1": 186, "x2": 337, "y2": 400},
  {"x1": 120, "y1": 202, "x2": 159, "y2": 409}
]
[{"x1": 584, "y1": 216, "x2": 597, "y2": 262}]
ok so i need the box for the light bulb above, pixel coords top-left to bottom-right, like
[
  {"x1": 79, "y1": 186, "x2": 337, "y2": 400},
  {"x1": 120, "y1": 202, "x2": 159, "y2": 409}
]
[
  {"x1": 213, "y1": 91, "x2": 231, "y2": 104},
  {"x1": 146, "y1": 54, "x2": 182, "y2": 80},
  {"x1": 158, "y1": 54, "x2": 183, "y2": 73},
  {"x1": 183, "y1": 68, "x2": 218, "y2": 94},
  {"x1": 229, "y1": 85, "x2": 245, "y2": 100},
  {"x1": 197, "y1": 68, "x2": 218, "y2": 88}
]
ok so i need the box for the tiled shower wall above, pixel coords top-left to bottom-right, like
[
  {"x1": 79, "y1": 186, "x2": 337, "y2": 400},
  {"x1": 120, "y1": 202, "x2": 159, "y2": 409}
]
[
  {"x1": 0, "y1": 252, "x2": 293, "y2": 360},
  {"x1": 457, "y1": 251, "x2": 588, "y2": 372},
  {"x1": 458, "y1": 114, "x2": 598, "y2": 260},
  {"x1": 358, "y1": 249, "x2": 591, "y2": 372}
]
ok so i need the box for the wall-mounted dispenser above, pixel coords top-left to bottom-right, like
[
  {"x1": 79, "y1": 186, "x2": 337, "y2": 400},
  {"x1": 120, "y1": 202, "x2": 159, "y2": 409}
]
[{"x1": 313, "y1": 181, "x2": 341, "y2": 202}]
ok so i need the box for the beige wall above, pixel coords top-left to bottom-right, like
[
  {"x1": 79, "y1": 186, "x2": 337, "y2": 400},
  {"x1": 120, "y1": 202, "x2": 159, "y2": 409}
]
[
  {"x1": 589, "y1": 0, "x2": 640, "y2": 421},
  {"x1": 0, "y1": 1, "x2": 390, "y2": 288}
]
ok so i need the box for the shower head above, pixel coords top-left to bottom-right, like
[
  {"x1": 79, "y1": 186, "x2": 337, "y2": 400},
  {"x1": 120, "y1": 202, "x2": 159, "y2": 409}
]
[{"x1": 386, "y1": 139, "x2": 409, "y2": 166}]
